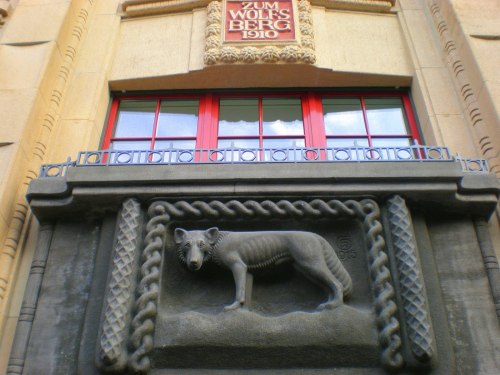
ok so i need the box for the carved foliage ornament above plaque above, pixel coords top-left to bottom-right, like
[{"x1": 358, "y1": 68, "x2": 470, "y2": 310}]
[{"x1": 205, "y1": 0, "x2": 316, "y2": 65}]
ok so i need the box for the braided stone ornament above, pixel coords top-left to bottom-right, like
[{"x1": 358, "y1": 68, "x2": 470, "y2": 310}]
[
  {"x1": 97, "y1": 198, "x2": 142, "y2": 371},
  {"x1": 387, "y1": 195, "x2": 433, "y2": 362},
  {"x1": 127, "y1": 199, "x2": 403, "y2": 372}
]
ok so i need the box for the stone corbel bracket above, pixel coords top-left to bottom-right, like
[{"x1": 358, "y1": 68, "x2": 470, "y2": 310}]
[
  {"x1": 204, "y1": 0, "x2": 316, "y2": 65},
  {"x1": 120, "y1": 198, "x2": 403, "y2": 373}
]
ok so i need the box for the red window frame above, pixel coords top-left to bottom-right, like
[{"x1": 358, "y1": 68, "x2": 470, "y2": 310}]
[{"x1": 103, "y1": 91, "x2": 421, "y2": 158}]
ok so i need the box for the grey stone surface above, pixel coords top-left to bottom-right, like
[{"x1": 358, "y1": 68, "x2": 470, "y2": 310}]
[
  {"x1": 23, "y1": 220, "x2": 101, "y2": 375},
  {"x1": 427, "y1": 216, "x2": 500, "y2": 374},
  {"x1": 26, "y1": 162, "x2": 500, "y2": 219},
  {"x1": 154, "y1": 306, "x2": 378, "y2": 368},
  {"x1": 13, "y1": 161, "x2": 500, "y2": 374},
  {"x1": 174, "y1": 228, "x2": 352, "y2": 311}
]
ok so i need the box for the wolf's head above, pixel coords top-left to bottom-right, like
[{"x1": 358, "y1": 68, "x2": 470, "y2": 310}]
[{"x1": 174, "y1": 227, "x2": 219, "y2": 271}]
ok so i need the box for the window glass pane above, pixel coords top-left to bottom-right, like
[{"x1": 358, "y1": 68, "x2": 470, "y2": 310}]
[
  {"x1": 153, "y1": 140, "x2": 197, "y2": 163},
  {"x1": 217, "y1": 139, "x2": 260, "y2": 162},
  {"x1": 365, "y1": 98, "x2": 409, "y2": 135},
  {"x1": 154, "y1": 140, "x2": 196, "y2": 150},
  {"x1": 263, "y1": 138, "x2": 306, "y2": 161},
  {"x1": 114, "y1": 101, "x2": 156, "y2": 138},
  {"x1": 109, "y1": 140, "x2": 151, "y2": 164},
  {"x1": 371, "y1": 138, "x2": 411, "y2": 147},
  {"x1": 156, "y1": 100, "x2": 199, "y2": 137},
  {"x1": 218, "y1": 99, "x2": 259, "y2": 136},
  {"x1": 263, "y1": 139, "x2": 305, "y2": 148},
  {"x1": 217, "y1": 139, "x2": 260, "y2": 149},
  {"x1": 371, "y1": 138, "x2": 413, "y2": 160},
  {"x1": 262, "y1": 98, "x2": 304, "y2": 135},
  {"x1": 326, "y1": 138, "x2": 369, "y2": 161},
  {"x1": 322, "y1": 98, "x2": 366, "y2": 135},
  {"x1": 111, "y1": 140, "x2": 151, "y2": 150}
]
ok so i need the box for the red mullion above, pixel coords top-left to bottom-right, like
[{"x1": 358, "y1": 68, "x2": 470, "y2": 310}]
[
  {"x1": 150, "y1": 99, "x2": 162, "y2": 150},
  {"x1": 258, "y1": 96, "x2": 264, "y2": 161},
  {"x1": 402, "y1": 94, "x2": 421, "y2": 144},
  {"x1": 102, "y1": 98, "x2": 119, "y2": 150},
  {"x1": 101, "y1": 98, "x2": 120, "y2": 163},
  {"x1": 305, "y1": 92, "x2": 327, "y2": 159},
  {"x1": 359, "y1": 96, "x2": 373, "y2": 147}
]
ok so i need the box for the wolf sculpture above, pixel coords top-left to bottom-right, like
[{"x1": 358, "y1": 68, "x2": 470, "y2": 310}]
[{"x1": 174, "y1": 227, "x2": 353, "y2": 311}]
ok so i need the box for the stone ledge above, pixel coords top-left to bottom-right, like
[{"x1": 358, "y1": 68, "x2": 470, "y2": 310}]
[{"x1": 26, "y1": 162, "x2": 500, "y2": 219}]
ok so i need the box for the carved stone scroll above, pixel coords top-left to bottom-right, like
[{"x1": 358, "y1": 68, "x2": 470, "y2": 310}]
[
  {"x1": 128, "y1": 199, "x2": 403, "y2": 372},
  {"x1": 387, "y1": 195, "x2": 434, "y2": 362},
  {"x1": 97, "y1": 198, "x2": 143, "y2": 372}
]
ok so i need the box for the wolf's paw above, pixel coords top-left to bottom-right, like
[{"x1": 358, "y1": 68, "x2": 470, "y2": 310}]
[{"x1": 224, "y1": 301, "x2": 244, "y2": 312}]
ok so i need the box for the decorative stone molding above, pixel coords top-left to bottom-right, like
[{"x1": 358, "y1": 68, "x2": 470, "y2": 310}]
[
  {"x1": 97, "y1": 199, "x2": 143, "y2": 372},
  {"x1": 0, "y1": 0, "x2": 11, "y2": 26},
  {"x1": 428, "y1": 1, "x2": 500, "y2": 177},
  {"x1": 387, "y1": 195, "x2": 434, "y2": 362},
  {"x1": 121, "y1": 0, "x2": 396, "y2": 18},
  {"x1": 7, "y1": 224, "x2": 54, "y2": 375},
  {"x1": 474, "y1": 218, "x2": 500, "y2": 322},
  {"x1": 122, "y1": 0, "x2": 212, "y2": 18},
  {"x1": 120, "y1": 198, "x2": 403, "y2": 372},
  {"x1": 0, "y1": 0, "x2": 96, "y2": 345},
  {"x1": 310, "y1": 0, "x2": 395, "y2": 13},
  {"x1": 204, "y1": 0, "x2": 316, "y2": 65}
]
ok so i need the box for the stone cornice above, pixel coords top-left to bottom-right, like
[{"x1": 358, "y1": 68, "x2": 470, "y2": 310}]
[{"x1": 121, "y1": 0, "x2": 396, "y2": 18}]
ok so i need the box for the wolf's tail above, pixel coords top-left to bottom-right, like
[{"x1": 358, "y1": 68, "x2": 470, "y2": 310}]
[{"x1": 322, "y1": 238, "x2": 353, "y2": 298}]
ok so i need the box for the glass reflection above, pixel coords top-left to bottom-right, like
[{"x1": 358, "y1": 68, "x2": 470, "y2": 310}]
[
  {"x1": 156, "y1": 100, "x2": 199, "y2": 137},
  {"x1": 371, "y1": 138, "x2": 413, "y2": 160},
  {"x1": 114, "y1": 101, "x2": 156, "y2": 138},
  {"x1": 262, "y1": 98, "x2": 304, "y2": 135},
  {"x1": 365, "y1": 98, "x2": 408, "y2": 135},
  {"x1": 322, "y1": 98, "x2": 366, "y2": 135},
  {"x1": 218, "y1": 99, "x2": 259, "y2": 136},
  {"x1": 110, "y1": 140, "x2": 151, "y2": 164},
  {"x1": 217, "y1": 139, "x2": 260, "y2": 162},
  {"x1": 263, "y1": 138, "x2": 306, "y2": 161},
  {"x1": 326, "y1": 138, "x2": 369, "y2": 161},
  {"x1": 153, "y1": 140, "x2": 196, "y2": 163}
]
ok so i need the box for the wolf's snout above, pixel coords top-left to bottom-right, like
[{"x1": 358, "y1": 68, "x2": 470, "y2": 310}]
[{"x1": 189, "y1": 259, "x2": 200, "y2": 270}]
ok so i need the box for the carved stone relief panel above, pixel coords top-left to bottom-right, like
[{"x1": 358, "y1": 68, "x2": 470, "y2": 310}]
[
  {"x1": 204, "y1": 0, "x2": 316, "y2": 65},
  {"x1": 91, "y1": 196, "x2": 439, "y2": 374}
]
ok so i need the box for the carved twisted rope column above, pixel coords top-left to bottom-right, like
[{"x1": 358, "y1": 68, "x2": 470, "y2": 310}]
[
  {"x1": 126, "y1": 199, "x2": 403, "y2": 372},
  {"x1": 387, "y1": 195, "x2": 433, "y2": 362}
]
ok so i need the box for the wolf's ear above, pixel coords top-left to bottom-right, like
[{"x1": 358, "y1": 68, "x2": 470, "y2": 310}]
[
  {"x1": 205, "y1": 227, "x2": 219, "y2": 245},
  {"x1": 174, "y1": 228, "x2": 188, "y2": 245}
]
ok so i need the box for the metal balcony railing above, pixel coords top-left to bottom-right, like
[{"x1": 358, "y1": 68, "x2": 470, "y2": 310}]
[{"x1": 39, "y1": 143, "x2": 490, "y2": 178}]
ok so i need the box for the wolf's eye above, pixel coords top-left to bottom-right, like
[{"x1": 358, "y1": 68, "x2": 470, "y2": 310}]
[
  {"x1": 198, "y1": 240, "x2": 204, "y2": 248},
  {"x1": 184, "y1": 241, "x2": 191, "y2": 249}
]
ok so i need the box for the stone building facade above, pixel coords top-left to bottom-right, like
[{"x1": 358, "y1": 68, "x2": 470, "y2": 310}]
[{"x1": 0, "y1": 0, "x2": 499, "y2": 374}]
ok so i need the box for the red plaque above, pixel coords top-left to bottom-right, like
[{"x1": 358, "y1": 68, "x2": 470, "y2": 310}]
[{"x1": 224, "y1": 0, "x2": 295, "y2": 42}]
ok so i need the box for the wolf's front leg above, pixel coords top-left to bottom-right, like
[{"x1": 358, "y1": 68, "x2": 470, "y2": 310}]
[{"x1": 224, "y1": 262, "x2": 247, "y2": 311}]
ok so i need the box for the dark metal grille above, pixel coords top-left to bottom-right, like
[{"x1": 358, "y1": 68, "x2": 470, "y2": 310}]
[{"x1": 39, "y1": 144, "x2": 489, "y2": 178}]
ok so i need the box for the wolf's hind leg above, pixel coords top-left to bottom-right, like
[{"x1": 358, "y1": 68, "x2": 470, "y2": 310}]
[{"x1": 296, "y1": 262, "x2": 344, "y2": 310}]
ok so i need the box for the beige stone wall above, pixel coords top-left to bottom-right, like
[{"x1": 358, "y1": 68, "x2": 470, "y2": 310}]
[
  {"x1": 0, "y1": 0, "x2": 498, "y2": 370},
  {"x1": 0, "y1": 1, "x2": 122, "y2": 371}
]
